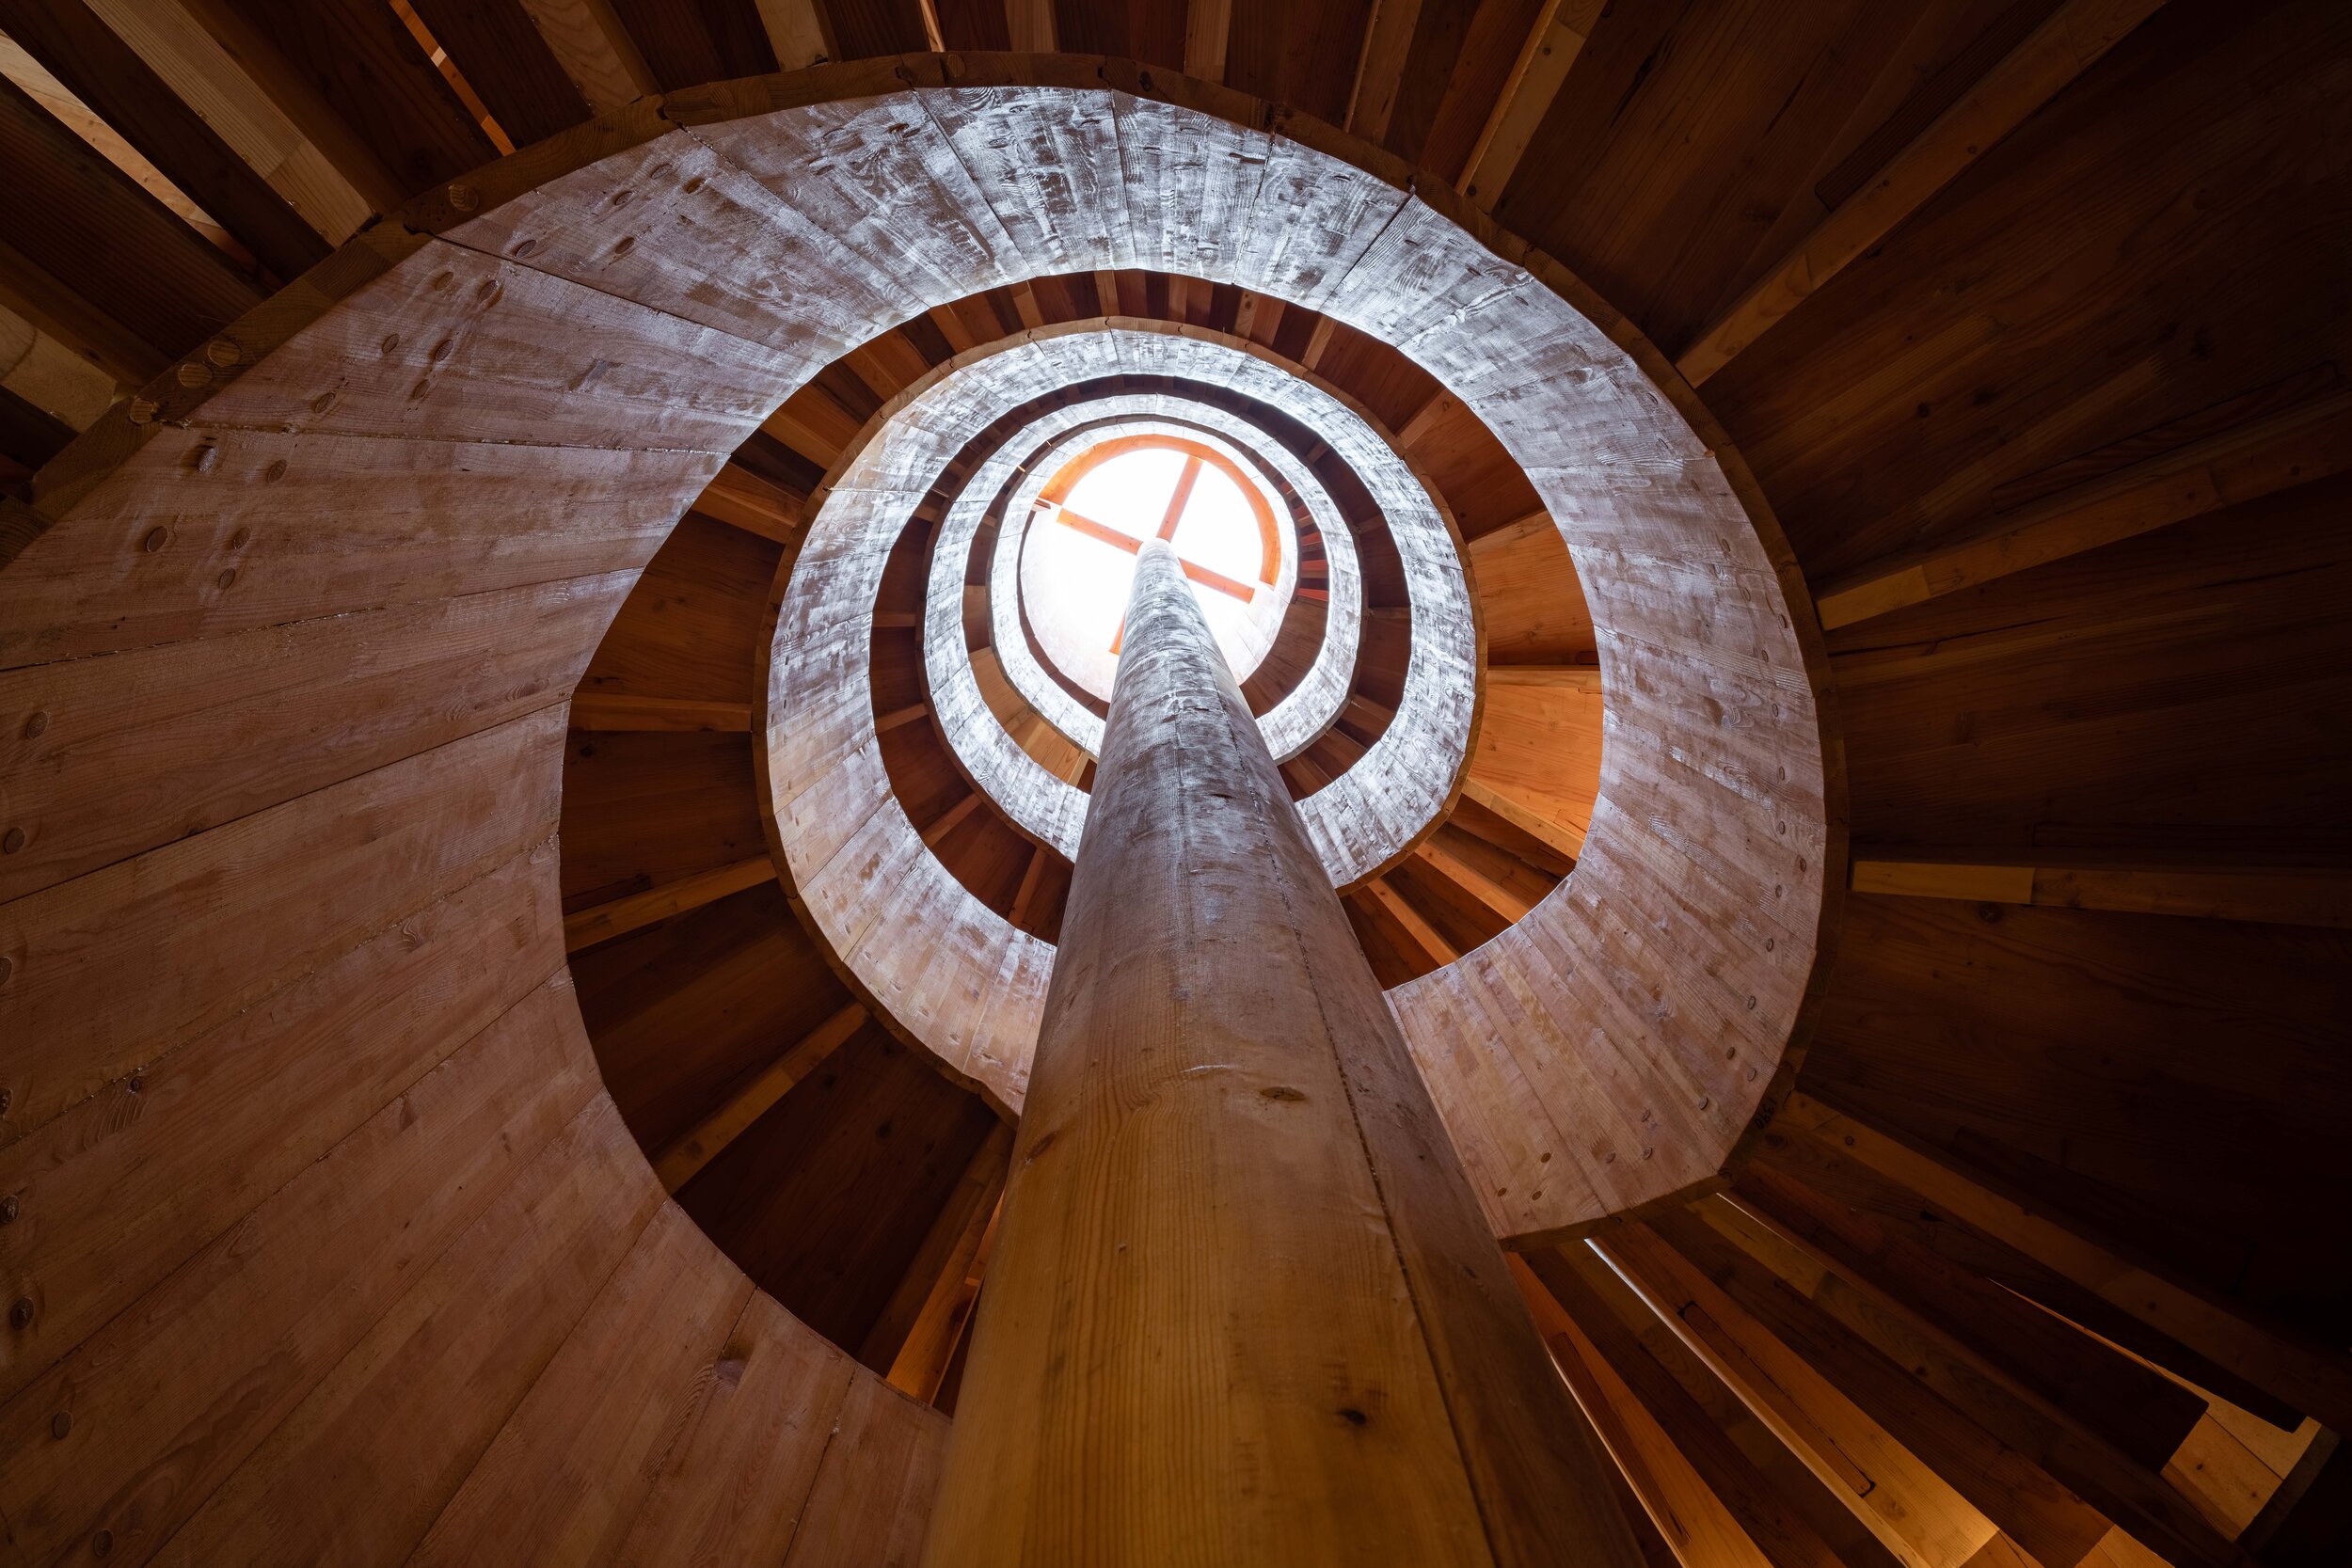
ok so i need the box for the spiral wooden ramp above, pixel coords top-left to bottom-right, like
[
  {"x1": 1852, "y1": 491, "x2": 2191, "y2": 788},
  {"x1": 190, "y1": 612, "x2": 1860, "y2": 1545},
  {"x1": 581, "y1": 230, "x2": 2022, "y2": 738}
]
[{"x1": 0, "y1": 3, "x2": 2347, "y2": 1565}]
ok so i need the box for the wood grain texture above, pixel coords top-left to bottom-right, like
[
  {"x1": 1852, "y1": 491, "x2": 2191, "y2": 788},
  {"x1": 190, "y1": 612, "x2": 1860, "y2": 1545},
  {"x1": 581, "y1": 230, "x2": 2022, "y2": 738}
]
[{"x1": 928, "y1": 538, "x2": 1641, "y2": 1568}]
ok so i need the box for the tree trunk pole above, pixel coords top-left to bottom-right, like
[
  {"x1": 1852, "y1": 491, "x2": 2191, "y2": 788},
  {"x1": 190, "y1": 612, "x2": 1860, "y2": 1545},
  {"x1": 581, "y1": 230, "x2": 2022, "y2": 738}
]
[{"x1": 922, "y1": 539, "x2": 1639, "y2": 1568}]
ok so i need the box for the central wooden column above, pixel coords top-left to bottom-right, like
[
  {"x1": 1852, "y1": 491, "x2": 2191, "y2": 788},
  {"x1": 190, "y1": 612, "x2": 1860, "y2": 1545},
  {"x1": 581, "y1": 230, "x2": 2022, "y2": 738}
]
[{"x1": 921, "y1": 542, "x2": 1639, "y2": 1567}]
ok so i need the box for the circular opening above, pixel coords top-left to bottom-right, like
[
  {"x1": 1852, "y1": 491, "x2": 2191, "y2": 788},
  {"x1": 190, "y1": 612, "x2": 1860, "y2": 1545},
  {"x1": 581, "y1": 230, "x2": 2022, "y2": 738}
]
[{"x1": 1019, "y1": 435, "x2": 1294, "y2": 699}]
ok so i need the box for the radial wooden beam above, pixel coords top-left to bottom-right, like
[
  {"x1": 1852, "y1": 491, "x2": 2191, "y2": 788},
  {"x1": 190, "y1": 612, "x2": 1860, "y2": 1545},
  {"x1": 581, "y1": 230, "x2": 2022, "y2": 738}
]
[
  {"x1": 752, "y1": 0, "x2": 836, "y2": 70},
  {"x1": 691, "y1": 459, "x2": 804, "y2": 545},
  {"x1": 1850, "y1": 850, "x2": 2351, "y2": 928},
  {"x1": 867, "y1": 1121, "x2": 1015, "y2": 1386},
  {"x1": 650, "y1": 1002, "x2": 868, "y2": 1192},
  {"x1": 175, "y1": 0, "x2": 486, "y2": 208},
  {"x1": 76, "y1": 0, "x2": 374, "y2": 241},
  {"x1": 0, "y1": 73, "x2": 263, "y2": 372},
  {"x1": 1183, "y1": 0, "x2": 1232, "y2": 83},
  {"x1": 510, "y1": 0, "x2": 657, "y2": 114},
  {"x1": 1817, "y1": 388, "x2": 2352, "y2": 628},
  {"x1": 1521, "y1": 1248, "x2": 1905, "y2": 1568},
  {"x1": 0, "y1": 0, "x2": 332, "y2": 284},
  {"x1": 1414, "y1": 833, "x2": 1541, "y2": 927},
  {"x1": 926, "y1": 541, "x2": 1641, "y2": 1566},
  {"x1": 567, "y1": 693, "x2": 754, "y2": 732},
  {"x1": 1676, "y1": 0, "x2": 2170, "y2": 387},
  {"x1": 1346, "y1": 0, "x2": 1423, "y2": 144},
  {"x1": 919, "y1": 791, "x2": 982, "y2": 849},
  {"x1": 1769, "y1": 1092, "x2": 2352, "y2": 1437},
  {"x1": 1488, "y1": 661, "x2": 1603, "y2": 691},
  {"x1": 1467, "y1": 506, "x2": 1553, "y2": 557},
  {"x1": 0, "y1": 302, "x2": 118, "y2": 430},
  {"x1": 1459, "y1": 0, "x2": 1603, "y2": 208},
  {"x1": 562, "y1": 856, "x2": 774, "y2": 951},
  {"x1": 1360, "y1": 875, "x2": 1461, "y2": 970},
  {"x1": 1002, "y1": 0, "x2": 1054, "y2": 52},
  {"x1": 1461, "y1": 776, "x2": 1584, "y2": 865}
]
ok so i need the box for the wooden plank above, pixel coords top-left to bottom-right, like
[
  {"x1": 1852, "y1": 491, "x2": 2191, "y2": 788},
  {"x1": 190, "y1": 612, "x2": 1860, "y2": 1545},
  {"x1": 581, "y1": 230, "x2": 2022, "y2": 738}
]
[
  {"x1": 1851, "y1": 850, "x2": 2352, "y2": 927},
  {"x1": 1729, "y1": 1163, "x2": 2210, "y2": 1475},
  {"x1": 1461, "y1": 775, "x2": 1584, "y2": 864},
  {"x1": 650, "y1": 1001, "x2": 867, "y2": 1192},
  {"x1": 1458, "y1": 0, "x2": 1600, "y2": 207},
  {"x1": 615, "y1": 1291, "x2": 858, "y2": 1563},
  {"x1": 406, "y1": 0, "x2": 595, "y2": 146},
  {"x1": 1488, "y1": 661, "x2": 1603, "y2": 690},
  {"x1": 0, "y1": 706, "x2": 565, "y2": 1139},
  {"x1": 405, "y1": 1201, "x2": 755, "y2": 1565},
  {"x1": 1768, "y1": 1093, "x2": 2352, "y2": 1438},
  {"x1": 513, "y1": 0, "x2": 658, "y2": 114},
  {"x1": 754, "y1": 0, "x2": 836, "y2": 71},
  {"x1": 0, "y1": 575, "x2": 620, "y2": 902},
  {"x1": 781, "y1": 1372, "x2": 951, "y2": 1568},
  {"x1": 1818, "y1": 391, "x2": 2352, "y2": 627},
  {"x1": 1184, "y1": 0, "x2": 1233, "y2": 82},
  {"x1": 1346, "y1": 0, "x2": 1425, "y2": 144},
  {"x1": 1518, "y1": 1255, "x2": 1781, "y2": 1568},
  {"x1": 1413, "y1": 830, "x2": 1540, "y2": 926},
  {"x1": 0, "y1": 72, "x2": 263, "y2": 363},
  {"x1": 185, "y1": 0, "x2": 501, "y2": 198},
  {"x1": 867, "y1": 1120, "x2": 1013, "y2": 1385},
  {"x1": 0, "y1": 301, "x2": 118, "y2": 429},
  {"x1": 0, "y1": 975, "x2": 601, "y2": 1565},
  {"x1": 1677, "y1": 0, "x2": 2171, "y2": 386},
  {"x1": 0, "y1": 841, "x2": 558, "y2": 1408},
  {"x1": 1523, "y1": 1248, "x2": 1889, "y2": 1568},
  {"x1": 1600, "y1": 1218, "x2": 2076, "y2": 1568},
  {"x1": 0, "y1": 0, "x2": 331, "y2": 283},
  {"x1": 570, "y1": 692, "x2": 754, "y2": 731},
  {"x1": 1363, "y1": 873, "x2": 1462, "y2": 968},
  {"x1": 1003, "y1": 0, "x2": 1055, "y2": 51},
  {"x1": 563, "y1": 854, "x2": 775, "y2": 951},
  {"x1": 1642, "y1": 1209, "x2": 2257, "y2": 1568},
  {"x1": 79, "y1": 0, "x2": 377, "y2": 240},
  {"x1": 157, "y1": 1093, "x2": 665, "y2": 1564}
]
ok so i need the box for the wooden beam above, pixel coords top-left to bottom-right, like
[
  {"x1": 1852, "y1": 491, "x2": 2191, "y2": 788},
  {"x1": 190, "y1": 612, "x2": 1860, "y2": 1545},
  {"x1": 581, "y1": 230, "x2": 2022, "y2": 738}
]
[
  {"x1": 0, "y1": 74, "x2": 263, "y2": 368},
  {"x1": 1461, "y1": 776, "x2": 1584, "y2": 864},
  {"x1": 869, "y1": 1121, "x2": 1015, "y2": 1387},
  {"x1": 77, "y1": 0, "x2": 374, "y2": 241},
  {"x1": 753, "y1": 0, "x2": 835, "y2": 71},
  {"x1": 691, "y1": 460, "x2": 804, "y2": 545},
  {"x1": 876, "y1": 701, "x2": 930, "y2": 733},
  {"x1": 178, "y1": 0, "x2": 495, "y2": 204},
  {"x1": 1514, "y1": 1255, "x2": 1782, "y2": 1568},
  {"x1": 1488, "y1": 661, "x2": 1603, "y2": 692},
  {"x1": 0, "y1": 302, "x2": 118, "y2": 429},
  {"x1": 1414, "y1": 833, "x2": 1539, "y2": 926},
  {"x1": 919, "y1": 791, "x2": 982, "y2": 848},
  {"x1": 1301, "y1": 312, "x2": 1338, "y2": 371},
  {"x1": 1523, "y1": 1247, "x2": 1906, "y2": 1568},
  {"x1": 0, "y1": 0, "x2": 332, "y2": 284},
  {"x1": 511, "y1": 0, "x2": 657, "y2": 114},
  {"x1": 562, "y1": 856, "x2": 773, "y2": 951},
  {"x1": 1009, "y1": 842, "x2": 1053, "y2": 929},
  {"x1": 1184, "y1": 0, "x2": 1232, "y2": 84},
  {"x1": 1817, "y1": 389, "x2": 2352, "y2": 628},
  {"x1": 650, "y1": 1002, "x2": 867, "y2": 1192},
  {"x1": 1676, "y1": 0, "x2": 2169, "y2": 387},
  {"x1": 1346, "y1": 0, "x2": 1423, "y2": 144},
  {"x1": 567, "y1": 693, "x2": 753, "y2": 732},
  {"x1": 1002, "y1": 0, "x2": 1054, "y2": 52},
  {"x1": 1850, "y1": 850, "x2": 2351, "y2": 927},
  {"x1": 1459, "y1": 0, "x2": 1602, "y2": 207},
  {"x1": 1467, "y1": 506, "x2": 1553, "y2": 556},
  {"x1": 1770, "y1": 1093, "x2": 2352, "y2": 1438},
  {"x1": 1362, "y1": 875, "x2": 1460, "y2": 969}
]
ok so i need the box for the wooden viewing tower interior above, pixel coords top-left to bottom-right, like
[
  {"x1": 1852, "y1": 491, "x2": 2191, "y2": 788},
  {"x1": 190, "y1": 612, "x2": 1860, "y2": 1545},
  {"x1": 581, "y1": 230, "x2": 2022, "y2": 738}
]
[{"x1": 0, "y1": 2, "x2": 2345, "y2": 1565}]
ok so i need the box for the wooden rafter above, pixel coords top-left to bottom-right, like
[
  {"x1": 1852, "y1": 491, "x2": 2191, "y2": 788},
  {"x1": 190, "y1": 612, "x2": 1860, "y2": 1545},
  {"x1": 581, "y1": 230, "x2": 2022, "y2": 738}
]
[
  {"x1": 1851, "y1": 850, "x2": 2350, "y2": 928},
  {"x1": 1677, "y1": 0, "x2": 2170, "y2": 387},
  {"x1": 1818, "y1": 389, "x2": 2352, "y2": 629},
  {"x1": 651, "y1": 1002, "x2": 868, "y2": 1192},
  {"x1": 567, "y1": 693, "x2": 753, "y2": 732},
  {"x1": 1458, "y1": 0, "x2": 1601, "y2": 208},
  {"x1": 562, "y1": 856, "x2": 774, "y2": 951}
]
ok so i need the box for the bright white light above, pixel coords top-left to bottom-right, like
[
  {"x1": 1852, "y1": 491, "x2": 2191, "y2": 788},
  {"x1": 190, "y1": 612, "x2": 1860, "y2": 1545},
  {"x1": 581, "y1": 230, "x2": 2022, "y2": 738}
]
[{"x1": 1018, "y1": 438, "x2": 1294, "y2": 701}]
